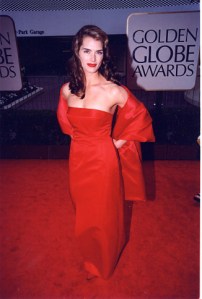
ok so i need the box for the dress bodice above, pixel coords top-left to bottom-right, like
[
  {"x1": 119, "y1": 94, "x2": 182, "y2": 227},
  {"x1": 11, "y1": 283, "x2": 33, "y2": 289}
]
[{"x1": 67, "y1": 107, "x2": 113, "y2": 140}]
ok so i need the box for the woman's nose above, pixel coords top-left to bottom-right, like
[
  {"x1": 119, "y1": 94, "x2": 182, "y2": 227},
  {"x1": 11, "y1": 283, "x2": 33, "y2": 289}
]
[{"x1": 90, "y1": 53, "x2": 96, "y2": 62}]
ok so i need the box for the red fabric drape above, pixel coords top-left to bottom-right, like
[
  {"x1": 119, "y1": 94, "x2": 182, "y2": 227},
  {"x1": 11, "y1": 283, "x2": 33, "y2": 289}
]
[{"x1": 112, "y1": 86, "x2": 155, "y2": 200}]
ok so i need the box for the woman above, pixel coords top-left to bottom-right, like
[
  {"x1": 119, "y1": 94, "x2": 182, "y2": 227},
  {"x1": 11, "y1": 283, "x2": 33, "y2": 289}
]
[{"x1": 57, "y1": 25, "x2": 155, "y2": 280}]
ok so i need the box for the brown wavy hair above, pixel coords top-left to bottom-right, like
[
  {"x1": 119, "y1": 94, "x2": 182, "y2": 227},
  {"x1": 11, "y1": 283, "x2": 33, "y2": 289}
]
[{"x1": 69, "y1": 25, "x2": 120, "y2": 99}]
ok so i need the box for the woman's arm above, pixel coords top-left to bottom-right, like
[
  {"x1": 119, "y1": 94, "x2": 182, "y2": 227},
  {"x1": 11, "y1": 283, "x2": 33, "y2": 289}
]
[{"x1": 111, "y1": 85, "x2": 128, "y2": 149}]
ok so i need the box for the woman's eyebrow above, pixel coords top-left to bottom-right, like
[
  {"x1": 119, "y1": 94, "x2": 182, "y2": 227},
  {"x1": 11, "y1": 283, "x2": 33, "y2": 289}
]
[{"x1": 82, "y1": 47, "x2": 103, "y2": 51}]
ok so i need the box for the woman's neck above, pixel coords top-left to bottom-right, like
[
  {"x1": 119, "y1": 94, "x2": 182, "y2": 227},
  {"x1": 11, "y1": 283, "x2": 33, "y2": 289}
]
[{"x1": 85, "y1": 72, "x2": 105, "y2": 87}]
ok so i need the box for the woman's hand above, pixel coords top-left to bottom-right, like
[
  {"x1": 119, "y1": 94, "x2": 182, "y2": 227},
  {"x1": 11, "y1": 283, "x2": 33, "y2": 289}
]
[{"x1": 113, "y1": 139, "x2": 127, "y2": 149}]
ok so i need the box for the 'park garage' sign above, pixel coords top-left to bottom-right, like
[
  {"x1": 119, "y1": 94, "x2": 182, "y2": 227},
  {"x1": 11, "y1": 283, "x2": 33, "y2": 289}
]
[
  {"x1": 126, "y1": 11, "x2": 200, "y2": 90},
  {"x1": 0, "y1": 16, "x2": 22, "y2": 91}
]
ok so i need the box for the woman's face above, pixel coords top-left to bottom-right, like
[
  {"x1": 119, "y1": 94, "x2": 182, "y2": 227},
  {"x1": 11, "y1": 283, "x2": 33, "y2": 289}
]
[{"x1": 78, "y1": 36, "x2": 104, "y2": 74}]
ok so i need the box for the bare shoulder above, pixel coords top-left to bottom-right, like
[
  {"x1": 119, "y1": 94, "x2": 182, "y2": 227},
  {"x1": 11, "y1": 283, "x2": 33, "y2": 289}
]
[
  {"x1": 107, "y1": 84, "x2": 128, "y2": 107},
  {"x1": 61, "y1": 82, "x2": 71, "y2": 99}
]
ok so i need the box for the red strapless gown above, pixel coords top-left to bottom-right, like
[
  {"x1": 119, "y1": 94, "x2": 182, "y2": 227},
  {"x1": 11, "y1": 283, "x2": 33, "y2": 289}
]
[
  {"x1": 67, "y1": 107, "x2": 126, "y2": 279},
  {"x1": 57, "y1": 84, "x2": 155, "y2": 279}
]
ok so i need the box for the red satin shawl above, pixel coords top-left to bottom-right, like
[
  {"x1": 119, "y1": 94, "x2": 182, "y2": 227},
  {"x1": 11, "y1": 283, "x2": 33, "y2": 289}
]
[{"x1": 112, "y1": 85, "x2": 155, "y2": 201}]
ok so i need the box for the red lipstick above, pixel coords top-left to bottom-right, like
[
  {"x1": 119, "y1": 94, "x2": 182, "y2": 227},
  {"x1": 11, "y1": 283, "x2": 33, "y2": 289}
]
[{"x1": 87, "y1": 63, "x2": 97, "y2": 67}]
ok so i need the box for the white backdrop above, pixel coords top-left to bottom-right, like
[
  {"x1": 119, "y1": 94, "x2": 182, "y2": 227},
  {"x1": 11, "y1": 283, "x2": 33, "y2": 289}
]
[{"x1": 1, "y1": 3, "x2": 199, "y2": 36}]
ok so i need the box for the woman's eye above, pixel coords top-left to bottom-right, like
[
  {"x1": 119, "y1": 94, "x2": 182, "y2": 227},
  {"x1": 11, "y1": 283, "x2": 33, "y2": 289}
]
[
  {"x1": 97, "y1": 51, "x2": 103, "y2": 55},
  {"x1": 83, "y1": 49, "x2": 90, "y2": 53}
]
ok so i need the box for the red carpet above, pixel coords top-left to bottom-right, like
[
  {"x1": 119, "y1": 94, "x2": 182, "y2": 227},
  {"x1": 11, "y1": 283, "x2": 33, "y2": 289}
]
[{"x1": 0, "y1": 160, "x2": 200, "y2": 299}]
